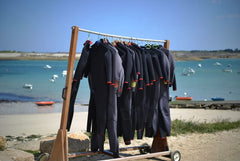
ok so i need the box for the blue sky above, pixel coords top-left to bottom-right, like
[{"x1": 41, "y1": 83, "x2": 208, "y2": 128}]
[{"x1": 0, "y1": 0, "x2": 239, "y2": 52}]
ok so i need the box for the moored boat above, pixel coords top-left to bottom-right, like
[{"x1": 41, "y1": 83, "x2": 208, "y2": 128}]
[
  {"x1": 23, "y1": 84, "x2": 33, "y2": 89},
  {"x1": 35, "y1": 101, "x2": 55, "y2": 106},
  {"x1": 211, "y1": 97, "x2": 225, "y2": 101},
  {"x1": 175, "y1": 96, "x2": 193, "y2": 101},
  {"x1": 222, "y1": 69, "x2": 232, "y2": 72},
  {"x1": 44, "y1": 65, "x2": 52, "y2": 69}
]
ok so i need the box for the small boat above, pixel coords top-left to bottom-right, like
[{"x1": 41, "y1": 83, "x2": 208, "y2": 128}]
[
  {"x1": 222, "y1": 69, "x2": 232, "y2": 72},
  {"x1": 175, "y1": 96, "x2": 193, "y2": 101},
  {"x1": 62, "y1": 70, "x2": 67, "y2": 77},
  {"x1": 182, "y1": 68, "x2": 190, "y2": 76},
  {"x1": 198, "y1": 64, "x2": 202, "y2": 68},
  {"x1": 44, "y1": 65, "x2": 52, "y2": 69},
  {"x1": 214, "y1": 62, "x2": 222, "y2": 66},
  {"x1": 35, "y1": 101, "x2": 55, "y2": 106},
  {"x1": 211, "y1": 97, "x2": 225, "y2": 101},
  {"x1": 49, "y1": 79, "x2": 55, "y2": 82},
  {"x1": 182, "y1": 72, "x2": 190, "y2": 76},
  {"x1": 62, "y1": 70, "x2": 75, "y2": 77},
  {"x1": 23, "y1": 84, "x2": 33, "y2": 89},
  {"x1": 52, "y1": 74, "x2": 59, "y2": 79},
  {"x1": 188, "y1": 67, "x2": 195, "y2": 74}
]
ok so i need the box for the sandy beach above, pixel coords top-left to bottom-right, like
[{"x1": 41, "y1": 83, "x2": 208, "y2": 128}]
[
  {"x1": 1, "y1": 107, "x2": 240, "y2": 161},
  {"x1": 1, "y1": 107, "x2": 240, "y2": 136}
]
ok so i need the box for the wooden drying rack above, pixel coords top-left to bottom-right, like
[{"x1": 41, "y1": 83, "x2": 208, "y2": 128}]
[{"x1": 43, "y1": 26, "x2": 180, "y2": 161}]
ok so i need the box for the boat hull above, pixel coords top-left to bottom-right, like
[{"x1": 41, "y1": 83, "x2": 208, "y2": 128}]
[
  {"x1": 35, "y1": 101, "x2": 55, "y2": 106},
  {"x1": 211, "y1": 98, "x2": 225, "y2": 101},
  {"x1": 175, "y1": 97, "x2": 193, "y2": 101}
]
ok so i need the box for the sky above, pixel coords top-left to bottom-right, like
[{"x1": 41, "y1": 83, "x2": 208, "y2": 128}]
[{"x1": 0, "y1": 0, "x2": 240, "y2": 52}]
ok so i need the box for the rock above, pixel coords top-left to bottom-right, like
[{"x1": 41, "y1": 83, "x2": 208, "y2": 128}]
[
  {"x1": 11, "y1": 140, "x2": 40, "y2": 151},
  {"x1": 0, "y1": 148, "x2": 34, "y2": 161},
  {"x1": 40, "y1": 132, "x2": 89, "y2": 154},
  {"x1": 0, "y1": 136, "x2": 7, "y2": 150}
]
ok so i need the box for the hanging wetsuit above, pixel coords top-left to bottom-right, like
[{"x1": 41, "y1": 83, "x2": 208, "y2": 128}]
[
  {"x1": 106, "y1": 42, "x2": 124, "y2": 157},
  {"x1": 115, "y1": 43, "x2": 134, "y2": 145},
  {"x1": 145, "y1": 49, "x2": 163, "y2": 137},
  {"x1": 87, "y1": 40, "x2": 124, "y2": 157},
  {"x1": 67, "y1": 40, "x2": 91, "y2": 131},
  {"x1": 149, "y1": 47, "x2": 171, "y2": 138},
  {"x1": 86, "y1": 40, "x2": 112, "y2": 153}
]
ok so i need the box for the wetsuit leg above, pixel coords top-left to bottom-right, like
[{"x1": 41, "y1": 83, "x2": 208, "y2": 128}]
[
  {"x1": 131, "y1": 91, "x2": 137, "y2": 140},
  {"x1": 107, "y1": 85, "x2": 119, "y2": 157},
  {"x1": 159, "y1": 80, "x2": 171, "y2": 136},
  {"x1": 135, "y1": 87, "x2": 145, "y2": 139},
  {"x1": 117, "y1": 85, "x2": 132, "y2": 145}
]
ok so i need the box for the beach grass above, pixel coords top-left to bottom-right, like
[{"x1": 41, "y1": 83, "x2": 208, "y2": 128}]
[
  {"x1": 171, "y1": 119, "x2": 240, "y2": 136},
  {"x1": 23, "y1": 150, "x2": 42, "y2": 159},
  {"x1": 84, "y1": 119, "x2": 240, "y2": 140}
]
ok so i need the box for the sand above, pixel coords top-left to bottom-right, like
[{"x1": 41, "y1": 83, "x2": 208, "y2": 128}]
[
  {"x1": 1, "y1": 108, "x2": 240, "y2": 161},
  {"x1": 1, "y1": 108, "x2": 240, "y2": 136}
]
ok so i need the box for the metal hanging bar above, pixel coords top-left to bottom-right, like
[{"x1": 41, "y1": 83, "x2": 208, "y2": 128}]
[{"x1": 74, "y1": 27, "x2": 166, "y2": 43}]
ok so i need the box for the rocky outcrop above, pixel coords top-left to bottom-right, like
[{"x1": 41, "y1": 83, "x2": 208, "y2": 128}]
[
  {"x1": 40, "y1": 132, "x2": 89, "y2": 154},
  {"x1": 0, "y1": 148, "x2": 34, "y2": 161},
  {"x1": 0, "y1": 136, "x2": 7, "y2": 150}
]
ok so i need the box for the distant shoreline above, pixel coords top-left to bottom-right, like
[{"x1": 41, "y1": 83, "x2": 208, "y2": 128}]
[{"x1": 1, "y1": 51, "x2": 240, "y2": 61}]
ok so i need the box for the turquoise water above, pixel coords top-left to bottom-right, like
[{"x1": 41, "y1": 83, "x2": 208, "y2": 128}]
[{"x1": 0, "y1": 59, "x2": 240, "y2": 103}]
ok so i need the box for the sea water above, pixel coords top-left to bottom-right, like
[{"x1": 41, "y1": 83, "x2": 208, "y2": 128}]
[{"x1": 0, "y1": 59, "x2": 240, "y2": 104}]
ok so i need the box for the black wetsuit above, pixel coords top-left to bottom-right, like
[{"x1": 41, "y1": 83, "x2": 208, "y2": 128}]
[
  {"x1": 153, "y1": 47, "x2": 171, "y2": 137},
  {"x1": 86, "y1": 40, "x2": 124, "y2": 157},
  {"x1": 115, "y1": 43, "x2": 134, "y2": 145}
]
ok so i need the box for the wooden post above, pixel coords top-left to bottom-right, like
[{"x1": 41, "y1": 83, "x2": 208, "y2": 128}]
[
  {"x1": 151, "y1": 40, "x2": 170, "y2": 153},
  {"x1": 48, "y1": 26, "x2": 79, "y2": 161},
  {"x1": 164, "y1": 40, "x2": 170, "y2": 50}
]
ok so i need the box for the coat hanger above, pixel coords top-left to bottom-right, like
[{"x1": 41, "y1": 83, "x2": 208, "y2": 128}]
[{"x1": 145, "y1": 42, "x2": 152, "y2": 49}]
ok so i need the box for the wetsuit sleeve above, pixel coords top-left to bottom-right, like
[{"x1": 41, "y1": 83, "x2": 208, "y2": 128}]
[
  {"x1": 161, "y1": 48, "x2": 175, "y2": 86},
  {"x1": 134, "y1": 48, "x2": 141, "y2": 77},
  {"x1": 67, "y1": 40, "x2": 91, "y2": 131},
  {"x1": 105, "y1": 50, "x2": 113, "y2": 85},
  {"x1": 154, "y1": 48, "x2": 170, "y2": 82},
  {"x1": 146, "y1": 51, "x2": 156, "y2": 84},
  {"x1": 125, "y1": 48, "x2": 133, "y2": 86},
  {"x1": 110, "y1": 44, "x2": 125, "y2": 96},
  {"x1": 129, "y1": 49, "x2": 138, "y2": 82},
  {"x1": 151, "y1": 52, "x2": 163, "y2": 79},
  {"x1": 172, "y1": 73, "x2": 177, "y2": 91},
  {"x1": 141, "y1": 50, "x2": 150, "y2": 86}
]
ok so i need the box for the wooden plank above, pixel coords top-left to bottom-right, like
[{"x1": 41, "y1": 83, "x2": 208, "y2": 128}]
[
  {"x1": 101, "y1": 151, "x2": 171, "y2": 161},
  {"x1": 60, "y1": 26, "x2": 79, "y2": 130},
  {"x1": 48, "y1": 26, "x2": 79, "y2": 161},
  {"x1": 48, "y1": 129, "x2": 67, "y2": 161}
]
